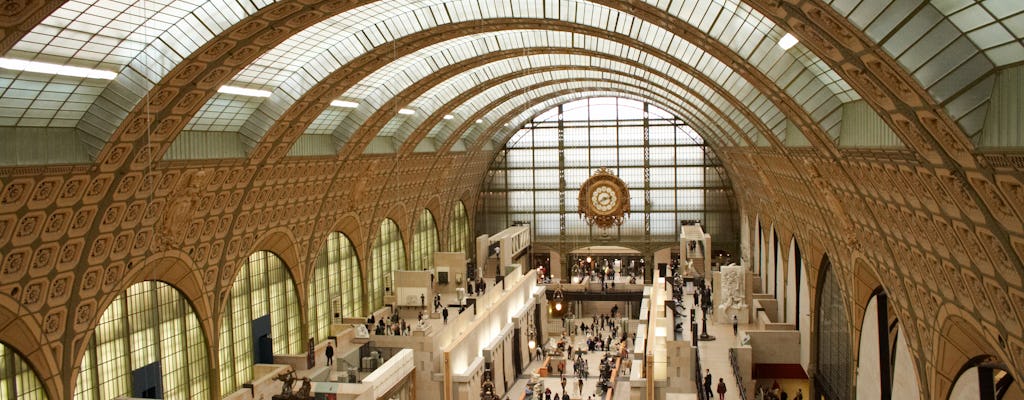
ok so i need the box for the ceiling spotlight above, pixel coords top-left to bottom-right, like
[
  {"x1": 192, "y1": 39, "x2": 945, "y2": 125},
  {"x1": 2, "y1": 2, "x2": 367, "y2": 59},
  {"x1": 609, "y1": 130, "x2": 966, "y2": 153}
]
[
  {"x1": 778, "y1": 33, "x2": 798, "y2": 50},
  {"x1": 476, "y1": 119, "x2": 484, "y2": 124},
  {"x1": 398, "y1": 108, "x2": 415, "y2": 115},
  {"x1": 443, "y1": 114, "x2": 454, "y2": 120},
  {"x1": 330, "y1": 100, "x2": 358, "y2": 108},
  {"x1": 0, "y1": 58, "x2": 117, "y2": 80},
  {"x1": 218, "y1": 85, "x2": 272, "y2": 98}
]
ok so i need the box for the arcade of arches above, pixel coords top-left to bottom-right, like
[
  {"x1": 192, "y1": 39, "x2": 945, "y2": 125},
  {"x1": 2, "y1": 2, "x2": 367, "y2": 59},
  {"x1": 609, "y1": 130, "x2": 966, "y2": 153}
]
[{"x1": 0, "y1": 1, "x2": 1022, "y2": 399}]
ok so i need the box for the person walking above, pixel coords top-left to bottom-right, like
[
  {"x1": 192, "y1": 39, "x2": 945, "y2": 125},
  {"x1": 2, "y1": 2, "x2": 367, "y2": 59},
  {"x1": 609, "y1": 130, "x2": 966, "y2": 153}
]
[
  {"x1": 732, "y1": 314, "x2": 739, "y2": 336},
  {"x1": 442, "y1": 307, "x2": 449, "y2": 324},
  {"x1": 717, "y1": 378, "x2": 727, "y2": 400},
  {"x1": 794, "y1": 388, "x2": 804, "y2": 400},
  {"x1": 704, "y1": 369, "x2": 713, "y2": 399},
  {"x1": 325, "y1": 342, "x2": 334, "y2": 366}
]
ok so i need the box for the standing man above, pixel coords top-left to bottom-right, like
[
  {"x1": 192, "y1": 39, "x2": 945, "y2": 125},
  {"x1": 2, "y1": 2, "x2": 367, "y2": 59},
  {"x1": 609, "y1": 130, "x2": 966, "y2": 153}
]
[
  {"x1": 442, "y1": 307, "x2": 449, "y2": 324},
  {"x1": 704, "y1": 369, "x2": 713, "y2": 399},
  {"x1": 325, "y1": 342, "x2": 334, "y2": 366},
  {"x1": 716, "y1": 378, "x2": 727, "y2": 400},
  {"x1": 732, "y1": 315, "x2": 739, "y2": 336}
]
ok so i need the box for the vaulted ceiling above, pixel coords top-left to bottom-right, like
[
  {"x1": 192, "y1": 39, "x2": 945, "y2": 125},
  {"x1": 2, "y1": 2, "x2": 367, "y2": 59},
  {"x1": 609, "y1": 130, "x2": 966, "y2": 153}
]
[{"x1": 0, "y1": 1, "x2": 1022, "y2": 399}]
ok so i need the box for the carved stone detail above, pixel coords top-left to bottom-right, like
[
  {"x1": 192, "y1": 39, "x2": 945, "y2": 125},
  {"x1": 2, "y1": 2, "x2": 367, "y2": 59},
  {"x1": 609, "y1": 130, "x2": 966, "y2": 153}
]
[{"x1": 155, "y1": 169, "x2": 211, "y2": 251}]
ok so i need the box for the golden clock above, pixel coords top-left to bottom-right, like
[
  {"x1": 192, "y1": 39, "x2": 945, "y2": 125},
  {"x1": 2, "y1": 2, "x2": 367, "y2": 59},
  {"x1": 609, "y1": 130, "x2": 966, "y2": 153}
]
[{"x1": 579, "y1": 168, "x2": 630, "y2": 229}]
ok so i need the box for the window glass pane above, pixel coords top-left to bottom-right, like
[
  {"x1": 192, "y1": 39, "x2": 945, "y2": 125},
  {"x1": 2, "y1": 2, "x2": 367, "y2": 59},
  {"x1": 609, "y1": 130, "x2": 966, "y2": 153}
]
[
  {"x1": 564, "y1": 148, "x2": 589, "y2": 167},
  {"x1": 562, "y1": 103, "x2": 590, "y2": 121},
  {"x1": 370, "y1": 219, "x2": 405, "y2": 310},
  {"x1": 532, "y1": 149, "x2": 559, "y2": 168},
  {"x1": 532, "y1": 169, "x2": 558, "y2": 190},
  {"x1": 218, "y1": 251, "x2": 299, "y2": 395},
  {"x1": 590, "y1": 148, "x2": 616, "y2": 167},
  {"x1": 564, "y1": 127, "x2": 588, "y2": 147},
  {"x1": 76, "y1": 281, "x2": 209, "y2": 400},
  {"x1": 589, "y1": 126, "x2": 616, "y2": 146},
  {"x1": 2, "y1": 343, "x2": 48, "y2": 400},
  {"x1": 448, "y1": 201, "x2": 470, "y2": 254},
  {"x1": 411, "y1": 210, "x2": 439, "y2": 271},
  {"x1": 534, "y1": 191, "x2": 559, "y2": 212},
  {"x1": 479, "y1": 98, "x2": 736, "y2": 254},
  {"x1": 506, "y1": 149, "x2": 533, "y2": 168},
  {"x1": 509, "y1": 191, "x2": 534, "y2": 211}
]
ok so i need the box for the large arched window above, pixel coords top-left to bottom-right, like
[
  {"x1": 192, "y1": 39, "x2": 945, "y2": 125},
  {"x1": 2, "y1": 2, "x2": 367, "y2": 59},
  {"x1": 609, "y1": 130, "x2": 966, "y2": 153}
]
[
  {"x1": 219, "y1": 251, "x2": 301, "y2": 396},
  {"x1": 448, "y1": 201, "x2": 470, "y2": 253},
  {"x1": 410, "y1": 210, "x2": 439, "y2": 271},
  {"x1": 370, "y1": 219, "x2": 406, "y2": 311},
  {"x1": 816, "y1": 256, "x2": 852, "y2": 399},
  {"x1": 479, "y1": 97, "x2": 738, "y2": 253},
  {"x1": 0, "y1": 342, "x2": 48, "y2": 400},
  {"x1": 309, "y1": 232, "x2": 364, "y2": 341},
  {"x1": 75, "y1": 281, "x2": 209, "y2": 400},
  {"x1": 855, "y1": 290, "x2": 921, "y2": 400},
  {"x1": 949, "y1": 360, "x2": 1020, "y2": 399}
]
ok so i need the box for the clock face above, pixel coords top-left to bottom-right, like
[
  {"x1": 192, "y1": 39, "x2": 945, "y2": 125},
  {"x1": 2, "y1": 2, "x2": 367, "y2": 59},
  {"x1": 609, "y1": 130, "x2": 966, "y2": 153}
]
[
  {"x1": 578, "y1": 168, "x2": 629, "y2": 229},
  {"x1": 590, "y1": 185, "x2": 618, "y2": 213}
]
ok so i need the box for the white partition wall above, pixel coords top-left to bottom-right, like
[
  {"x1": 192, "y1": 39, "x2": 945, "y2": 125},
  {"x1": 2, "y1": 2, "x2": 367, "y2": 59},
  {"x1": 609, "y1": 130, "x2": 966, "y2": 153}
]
[
  {"x1": 443, "y1": 268, "x2": 542, "y2": 398},
  {"x1": 798, "y1": 257, "x2": 811, "y2": 371}
]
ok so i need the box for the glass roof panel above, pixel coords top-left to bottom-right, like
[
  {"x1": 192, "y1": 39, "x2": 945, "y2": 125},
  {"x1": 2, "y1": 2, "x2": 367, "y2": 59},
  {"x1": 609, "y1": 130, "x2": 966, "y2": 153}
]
[
  {"x1": 221, "y1": 0, "x2": 849, "y2": 146},
  {"x1": 432, "y1": 78, "x2": 737, "y2": 147},
  {"x1": 299, "y1": 30, "x2": 774, "y2": 146},
  {"x1": 2, "y1": 0, "x2": 271, "y2": 130},
  {"x1": 934, "y1": 0, "x2": 1024, "y2": 65}
]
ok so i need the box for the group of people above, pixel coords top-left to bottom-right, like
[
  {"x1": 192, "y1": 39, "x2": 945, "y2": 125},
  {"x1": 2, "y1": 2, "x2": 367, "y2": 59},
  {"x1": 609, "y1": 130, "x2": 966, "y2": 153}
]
[
  {"x1": 703, "y1": 369, "x2": 728, "y2": 400},
  {"x1": 704, "y1": 371, "x2": 805, "y2": 400},
  {"x1": 467, "y1": 277, "x2": 487, "y2": 296},
  {"x1": 755, "y1": 381, "x2": 803, "y2": 400},
  {"x1": 367, "y1": 313, "x2": 412, "y2": 336}
]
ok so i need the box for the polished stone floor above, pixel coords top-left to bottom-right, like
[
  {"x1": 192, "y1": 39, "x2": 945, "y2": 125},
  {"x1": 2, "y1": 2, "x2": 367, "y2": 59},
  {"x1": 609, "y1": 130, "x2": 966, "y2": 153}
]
[{"x1": 504, "y1": 286, "x2": 751, "y2": 400}]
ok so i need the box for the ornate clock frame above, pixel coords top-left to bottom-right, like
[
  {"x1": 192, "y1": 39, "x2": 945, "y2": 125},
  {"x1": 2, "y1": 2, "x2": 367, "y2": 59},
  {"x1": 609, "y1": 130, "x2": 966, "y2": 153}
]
[{"x1": 578, "y1": 168, "x2": 630, "y2": 229}]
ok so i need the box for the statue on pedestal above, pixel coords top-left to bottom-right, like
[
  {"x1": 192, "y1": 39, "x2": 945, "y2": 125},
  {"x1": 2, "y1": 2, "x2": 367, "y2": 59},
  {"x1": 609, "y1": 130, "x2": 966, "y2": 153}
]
[
  {"x1": 272, "y1": 370, "x2": 315, "y2": 400},
  {"x1": 481, "y1": 370, "x2": 498, "y2": 400},
  {"x1": 682, "y1": 259, "x2": 699, "y2": 277}
]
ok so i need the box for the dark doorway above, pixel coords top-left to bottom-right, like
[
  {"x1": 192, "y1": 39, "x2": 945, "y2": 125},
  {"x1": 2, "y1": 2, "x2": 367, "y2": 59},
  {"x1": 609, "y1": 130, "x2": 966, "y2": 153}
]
[
  {"x1": 131, "y1": 361, "x2": 162, "y2": 398},
  {"x1": 512, "y1": 329, "x2": 523, "y2": 375},
  {"x1": 253, "y1": 315, "x2": 274, "y2": 364}
]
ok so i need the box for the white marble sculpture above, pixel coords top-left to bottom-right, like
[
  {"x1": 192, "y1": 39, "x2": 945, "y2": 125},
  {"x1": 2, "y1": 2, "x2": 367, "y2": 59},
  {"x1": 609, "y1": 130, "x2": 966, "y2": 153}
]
[
  {"x1": 682, "y1": 259, "x2": 699, "y2": 277},
  {"x1": 718, "y1": 263, "x2": 748, "y2": 314}
]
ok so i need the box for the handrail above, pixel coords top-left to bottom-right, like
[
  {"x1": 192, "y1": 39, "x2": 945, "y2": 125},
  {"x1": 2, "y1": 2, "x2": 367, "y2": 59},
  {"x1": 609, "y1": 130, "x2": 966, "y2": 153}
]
[
  {"x1": 695, "y1": 349, "x2": 707, "y2": 400},
  {"x1": 604, "y1": 357, "x2": 622, "y2": 400},
  {"x1": 729, "y1": 348, "x2": 748, "y2": 400}
]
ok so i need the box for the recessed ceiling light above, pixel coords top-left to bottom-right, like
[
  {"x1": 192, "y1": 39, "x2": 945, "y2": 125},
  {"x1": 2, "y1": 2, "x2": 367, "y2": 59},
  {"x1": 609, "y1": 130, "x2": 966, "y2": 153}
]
[
  {"x1": 778, "y1": 33, "x2": 798, "y2": 50},
  {"x1": 443, "y1": 114, "x2": 454, "y2": 120},
  {"x1": 476, "y1": 119, "x2": 483, "y2": 124},
  {"x1": 330, "y1": 100, "x2": 358, "y2": 108},
  {"x1": 398, "y1": 108, "x2": 415, "y2": 115},
  {"x1": 218, "y1": 85, "x2": 272, "y2": 97},
  {"x1": 0, "y1": 58, "x2": 117, "y2": 80}
]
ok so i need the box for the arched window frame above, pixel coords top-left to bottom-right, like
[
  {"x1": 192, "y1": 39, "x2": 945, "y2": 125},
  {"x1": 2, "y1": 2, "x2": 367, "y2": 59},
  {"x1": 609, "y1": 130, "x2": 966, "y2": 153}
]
[
  {"x1": 75, "y1": 281, "x2": 210, "y2": 400},
  {"x1": 411, "y1": 210, "x2": 439, "y2": 271}
]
